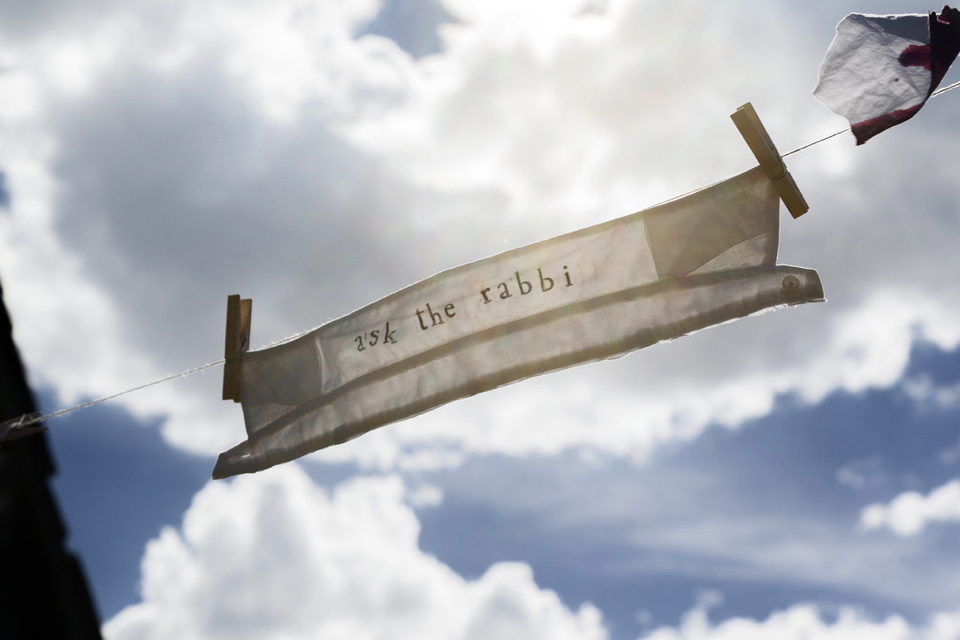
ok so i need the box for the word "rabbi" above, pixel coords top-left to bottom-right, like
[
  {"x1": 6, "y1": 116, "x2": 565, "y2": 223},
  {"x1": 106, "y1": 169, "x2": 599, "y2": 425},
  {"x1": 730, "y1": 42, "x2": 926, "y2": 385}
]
[
  {"x1": 412, "y1": 265, "x2": 576, "y2": 334},
  {"x1": 479, "y1": 266, "x2": 573, "y2": 304}
]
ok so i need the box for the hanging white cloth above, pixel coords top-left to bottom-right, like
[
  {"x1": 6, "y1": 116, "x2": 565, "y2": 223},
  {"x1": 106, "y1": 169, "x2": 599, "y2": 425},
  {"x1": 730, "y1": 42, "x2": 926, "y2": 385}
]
[{"x1": 213, "y1": 167, "x2": 823, "y2": 478}]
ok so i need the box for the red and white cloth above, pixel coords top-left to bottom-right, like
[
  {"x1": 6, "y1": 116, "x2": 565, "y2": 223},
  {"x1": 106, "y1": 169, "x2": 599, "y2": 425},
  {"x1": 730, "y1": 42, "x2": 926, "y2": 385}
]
[{"x1": 815, "y1": 6, "x2": 960, "y2": 144}]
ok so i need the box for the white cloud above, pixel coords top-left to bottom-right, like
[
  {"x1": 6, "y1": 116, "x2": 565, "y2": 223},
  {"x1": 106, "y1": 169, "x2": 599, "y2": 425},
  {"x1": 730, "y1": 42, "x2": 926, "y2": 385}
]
[
  {"x1": 837, "y1": 457, "x2": 885, "y2": 491},
  {"x1": 860, "y1": 479, "x2": 960, "y2": 537},
  {"x1": 902, "y1": 376, "x2": 960, "y2": 412},
  {"x1": 0, "y1": 0, "x2": 959, "y2": 469},
  {"x1": 641, "y1": 601, "x2": 960, "y2": 640},
  {"x1": 406, "y1": 482, "x2": 444, "y2": 508},
  {"x1": 440, "y1": 0, "x2": 586, "y2": 24},
  {"x1": 939, "y1": 439, "x2": 960, "y2": 466},
  {"x1": 103, "y1": 465, "x2": 606, "y2": 640}
]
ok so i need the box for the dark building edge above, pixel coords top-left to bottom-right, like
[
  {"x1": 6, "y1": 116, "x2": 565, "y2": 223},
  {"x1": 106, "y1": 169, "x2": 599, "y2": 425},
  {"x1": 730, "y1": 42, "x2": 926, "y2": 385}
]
[{"x1": 0, "y1": 276, "x2": 103, "y2": 639}]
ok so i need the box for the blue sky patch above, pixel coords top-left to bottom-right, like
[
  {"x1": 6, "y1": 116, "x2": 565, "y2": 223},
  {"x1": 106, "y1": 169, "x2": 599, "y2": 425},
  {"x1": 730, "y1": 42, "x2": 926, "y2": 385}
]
[
  {"x1": 0, "y1": 171, "x2": 10, "y2": 210},
  {"x1": 360, "y1": 0, "x2": 455, "y2": 58}
]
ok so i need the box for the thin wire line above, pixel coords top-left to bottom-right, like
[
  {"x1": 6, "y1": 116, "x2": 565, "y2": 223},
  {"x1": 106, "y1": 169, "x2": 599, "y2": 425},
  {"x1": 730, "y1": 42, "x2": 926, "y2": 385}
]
[
  {"x1": 932, "y1": 78, "x2": 960, "y2": 97},
  {"x1": 783, "y1": 128, "x2": 849, "y2": 157},
  {"x1": 0, "y1": 329, "x2": 313, "y2": 435},
  {"x1": 5, "y1": 79, "x2": 960, "y2": 439},
  {"x1": 11, "y1": 358, "x2": 228, "y2": 429},
  {"x1": 783, "y1": 79, "x2": 960, "y2": 157}
]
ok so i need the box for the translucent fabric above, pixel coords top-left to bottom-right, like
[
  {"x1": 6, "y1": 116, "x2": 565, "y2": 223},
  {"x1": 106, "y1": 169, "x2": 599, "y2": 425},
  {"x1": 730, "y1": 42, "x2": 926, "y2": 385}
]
[{"x1": 213, "y1": 167, "x2": 823, "y2": 478}]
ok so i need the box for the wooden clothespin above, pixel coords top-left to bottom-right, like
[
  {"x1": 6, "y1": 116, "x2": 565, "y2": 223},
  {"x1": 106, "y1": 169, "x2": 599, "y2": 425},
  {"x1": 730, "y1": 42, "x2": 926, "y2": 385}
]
[
  {"x1": 222, "y1": 294, "x2": 252, "y2": 403},
  {"x1": 731, "y1": 102, "x2": 809, "y2": 219}
]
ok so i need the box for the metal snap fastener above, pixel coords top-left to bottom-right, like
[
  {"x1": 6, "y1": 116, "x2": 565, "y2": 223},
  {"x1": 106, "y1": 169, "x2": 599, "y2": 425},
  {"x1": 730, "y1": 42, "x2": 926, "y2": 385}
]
[{"x1": 780, "y1": 275, "x2": 801, "y2": 299}]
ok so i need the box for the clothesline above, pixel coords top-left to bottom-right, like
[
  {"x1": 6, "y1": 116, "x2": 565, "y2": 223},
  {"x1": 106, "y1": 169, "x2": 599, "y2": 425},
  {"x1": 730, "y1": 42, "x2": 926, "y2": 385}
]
[
  {"x1": 0, "y1": 330, "x2": 311, "y2": 439},
  {"x1": 2, "y1": 81, "x2": 959, "y2": 441},
  {"x1": 782, "y1": 79, "x2": 960, "y2": 158}
]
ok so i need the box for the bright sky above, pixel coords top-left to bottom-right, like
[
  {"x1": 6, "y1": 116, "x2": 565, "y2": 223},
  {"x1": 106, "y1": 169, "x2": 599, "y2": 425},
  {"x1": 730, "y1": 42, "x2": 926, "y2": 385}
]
[{"x1": 2, "y1": 0, "x2": 960, "y2": 638}]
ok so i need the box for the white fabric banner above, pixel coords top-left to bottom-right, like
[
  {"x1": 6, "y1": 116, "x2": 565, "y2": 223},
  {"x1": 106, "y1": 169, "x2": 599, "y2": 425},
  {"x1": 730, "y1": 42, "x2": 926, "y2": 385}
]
[{"x1": 213, "y1": 167, "x2": 823, "y2": 478}]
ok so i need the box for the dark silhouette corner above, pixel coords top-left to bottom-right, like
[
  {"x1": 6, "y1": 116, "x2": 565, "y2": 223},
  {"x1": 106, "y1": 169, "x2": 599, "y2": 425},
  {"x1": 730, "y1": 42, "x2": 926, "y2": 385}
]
[{"x1": 0, "y1": 276, "x2": 103, "y2": 639}]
